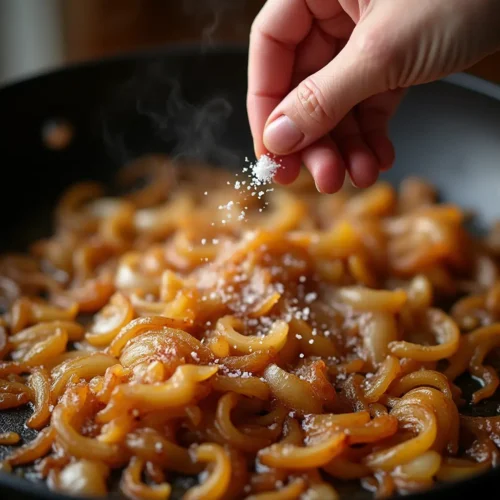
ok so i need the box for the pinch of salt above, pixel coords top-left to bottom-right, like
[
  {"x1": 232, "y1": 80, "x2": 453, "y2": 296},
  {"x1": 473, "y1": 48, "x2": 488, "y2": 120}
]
[{"x1": 251, "y1": 155, "x2": 280, "y2": 184}]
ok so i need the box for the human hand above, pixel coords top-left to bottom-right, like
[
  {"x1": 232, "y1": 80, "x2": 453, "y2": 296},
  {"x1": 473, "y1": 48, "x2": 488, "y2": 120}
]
[{"x1": 247, "y1": 0, "x2": 500, "y2": 192}]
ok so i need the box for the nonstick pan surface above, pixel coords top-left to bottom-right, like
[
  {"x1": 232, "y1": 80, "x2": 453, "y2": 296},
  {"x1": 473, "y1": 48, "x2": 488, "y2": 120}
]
[{"x1": 1, "y1": 44, "x2": 500, "y2": 500}]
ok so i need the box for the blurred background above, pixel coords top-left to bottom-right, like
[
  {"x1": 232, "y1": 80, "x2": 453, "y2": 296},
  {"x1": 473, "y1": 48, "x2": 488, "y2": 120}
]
[{"x1": 0, "y1": 0, "x2": 499, "y2": 86}]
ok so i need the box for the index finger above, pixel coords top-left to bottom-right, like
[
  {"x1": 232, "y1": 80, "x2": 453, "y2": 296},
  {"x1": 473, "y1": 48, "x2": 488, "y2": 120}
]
[{"x1": 247, "y1": 0, "x2": 313, "y2": 158}]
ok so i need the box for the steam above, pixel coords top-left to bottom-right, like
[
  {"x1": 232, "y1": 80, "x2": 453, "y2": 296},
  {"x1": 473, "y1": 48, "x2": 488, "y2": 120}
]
[
  {"x1": 136, "y1": 77, "x2": 236, "y2": 165},
  {"x1": 102, "y1": 1, "x2": 252, "y2": 169},
  {"x1": 102, "y1": 61, "x2": 240, "y2": 168},
  {"x1": 182, "y1": 0, "x2": 245, "y2": 49}
]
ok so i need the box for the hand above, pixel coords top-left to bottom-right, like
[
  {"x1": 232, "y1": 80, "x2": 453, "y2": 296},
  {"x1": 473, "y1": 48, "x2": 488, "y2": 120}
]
[{"x1": 247, "y1": 0, "x2": 500, "y2": 192}]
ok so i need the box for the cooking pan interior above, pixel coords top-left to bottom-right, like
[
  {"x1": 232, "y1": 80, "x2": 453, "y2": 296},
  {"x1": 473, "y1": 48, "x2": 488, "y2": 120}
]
[{"x1": 1, "y1": 45, "x2": 500, "y2": 500}]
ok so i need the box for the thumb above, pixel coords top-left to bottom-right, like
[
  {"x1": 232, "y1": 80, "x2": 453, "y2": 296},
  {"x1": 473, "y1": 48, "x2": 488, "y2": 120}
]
[{"x1": 263, "y1": 31, "x2": 392, "y2": 156}]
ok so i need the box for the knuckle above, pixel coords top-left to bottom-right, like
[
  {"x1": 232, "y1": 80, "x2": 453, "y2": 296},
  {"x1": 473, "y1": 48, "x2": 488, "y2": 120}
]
[
  {"x1": 354, "y1": 27, "x2": 396, "y2": 68},
  {"x1": 295, "y1": 79, "x2": 335, "y2": 125}
]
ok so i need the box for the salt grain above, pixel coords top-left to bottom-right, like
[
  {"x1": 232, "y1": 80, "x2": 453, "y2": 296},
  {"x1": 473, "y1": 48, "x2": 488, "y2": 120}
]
[{"x1": 251, "y1": 155, "x2": 280, "y2": 185}]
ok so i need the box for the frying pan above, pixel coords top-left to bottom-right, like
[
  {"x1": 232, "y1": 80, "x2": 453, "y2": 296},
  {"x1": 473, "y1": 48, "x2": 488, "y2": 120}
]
[{"x1": 1, "y1": 44, "x2": 500, "y2": 500}]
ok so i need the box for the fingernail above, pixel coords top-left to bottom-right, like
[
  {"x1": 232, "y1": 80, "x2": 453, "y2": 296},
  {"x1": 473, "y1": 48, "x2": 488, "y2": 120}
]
[
  {"x1": 314, "y1": 180, "x2": 324, "y2": 194},
  {"x1": 264, "y1": 115, "x2": 304, "y2": 154}
]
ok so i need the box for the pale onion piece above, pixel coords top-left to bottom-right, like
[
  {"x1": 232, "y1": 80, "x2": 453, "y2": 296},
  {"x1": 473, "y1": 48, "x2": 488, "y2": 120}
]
[
  {"x1": 445, "y1": 323, "x2": 500, "y2": 381},
  {"x1": 215, "y1": 392, "x2": 273, "y2": 452},
  {"x1": 97, "y1": 201, "x2": 135, "y2": 248},
  {"x1": 107, "y1": 316, "x2": 195, "y2": 357},
  {"x1": 290, "y1": 319, "x2": 336, "y2": 358},
  {"x1": 360, "y1": 312, "x2": 398, "y2": 366},
  {"x1": 258, "y1": 432, "x2": 346, "y2": 469},
  {"x1": 364, "y1": 356, "x2": 401, "y2": 403},
  {"x1": 9, "y1": 321, "x2": 84, "y2": 346},
  {"x1": 304, "y1": 412, "x2": 371, "y2": 438},
  {"x1": 263, "y1": 364, "x2": 323, "y2": 415},
  {"x1": 125, "y1": 428, "x2": 200, "y2": 475},
  {"x1": 401, "y1": 387, "x2": 459, "y2": 455},
  {"x1": 207, "y1": 335, "x2": 230, "y2": 358},
  {"x1": 261, "y1": 189, "x2": 307, "y2": 232},
  {"x1": 184, "y1": 444, "x2": 231, "y2": 500},
  {"x1": 310, "y1": 221, "x2": 361, "y2": 259},
  {"x1": 361, "y1": 472, "x2": 396, "y2": 498},
  {"x1": 85, "y1": 293, "x2": 134, "y2": 347},
  {"x1": 389, "y1": 308, "x2": 460, "y2": 361},
  {"x1": 216, "y1": 316, "x2": 288, "y2": 354},
  {"x1": 27, "y1": 368, "x2": 51, "y2": 429},
  {"x1": 159, "y1": 270, "x2": 185, "y2": 302},
  {"x1": 322, "y1": 456, "x2": 371, "y2": 480},
  {"x1": 280, "y1": 417, "x2": 304, "y2": 446},
  {"x1": 393, "y1": 451, "x2": 442, "y2": 481},
  {"x1": 51, "y1": 353, "x2": 118, "y2": 401},
  {"x1": 4, "y1": 427, "x2": 55, "y2": 466},
  {"x1": 98, "y1": 413, "x2": 136, "y2": 445},
  {"x1": 468, "y1": 338, "x2": 500, "y2": 403},
  {"x1": 0, "y1": 432, "x2": 20, "y2": 445},
  {"x1": 389, "y1": 370, "x2": 453, "y2": 400},
  {"x1": 347, "y1": 253, "x2": 377, "y2": 288},
  {"x1": 364, "y1": 403, "x2": 437, "y2": 471},
  {"x1": 345, "y1": 182, "x2": 396, "y2": 217},
  {"x1": 336, "y1": 287, "x2": 407, "y2": 313},
  {"x1": 221, "y1": 349, "x2": 277, "y2": 374},
  {"x1": 245, "y1": 478, "x2": 307, "y2": 500},
  {"x1": 86, "y1": 197, "x2": 125, "y2": 218},
  {"x1": 133, "y1": 195, "x2": 193, "y2": 235},
  {"x1": 121, "y1": 457, "x2": 171, "y2": 500},
  {"x1": 445, "y1": 323, "x2": 500, "y2": 402},
  {"x1": 406, "y1": 275, "x2": 433, "y2": 310},
  {"x1": 114, "y1": 253, "x2": 159, "y2": 294},
  {"x1": 30, "y1": 301, "x2": 79, "y2": 323},
  {"x1": 130, "y1": 291, "x2": 196, "y2": 325},
  {"x1": 212, "y1": 374, "x2": 270, "y2": 400},
  {"x1": 98, "y1": 364, "x2": 218, "y2": 421},
  {"x1": 345, "y1": 415, "x2": 398, "y2": 445},
  {"x1": 22, "y1": 328, "x2": 68, "y2": 367},
  {"x1": 249, "y1": 291, "x2": 281, "y2": 318},
  {"x1": 52, "y1": 387, "x2": 123, "y2": 464},
  {"x1": 301, "y1": 481, "x2": 339, "y2": 500},
  {"x1": 436, "y1": 458, "x2": 491, "y2": 482},
  {"x1": 44, "y1": 351, "x2": 91, "y2": 371},
  {"x1": 57, "y1": 460, "x2": 110, "y2": 497},
  {"x1": 118, "y1": 327, "x2": 212, "y2": 369}
]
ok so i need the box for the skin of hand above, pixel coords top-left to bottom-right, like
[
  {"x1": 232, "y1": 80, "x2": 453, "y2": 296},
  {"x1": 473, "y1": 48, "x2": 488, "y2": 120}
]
[{"x1": 247, "y1": 0, "x2": 500, "y2": 193}]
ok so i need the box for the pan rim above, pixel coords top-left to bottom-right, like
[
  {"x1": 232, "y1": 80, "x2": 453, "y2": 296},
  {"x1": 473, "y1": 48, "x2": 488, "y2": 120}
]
[{"x1": 0, "y1": 42, "x2": 499, "y2": 103}]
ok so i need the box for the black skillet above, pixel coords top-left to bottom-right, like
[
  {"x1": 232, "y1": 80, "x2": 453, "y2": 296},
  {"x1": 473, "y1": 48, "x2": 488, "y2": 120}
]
[{"x1": 1, "y1": 44, "x2": 500, "y2": 500}]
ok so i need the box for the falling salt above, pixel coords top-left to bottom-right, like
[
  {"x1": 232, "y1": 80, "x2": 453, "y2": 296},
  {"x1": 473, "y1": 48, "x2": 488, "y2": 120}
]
[{"x1": 251, "y1": 155, "x2": 280, "y2": 185}]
